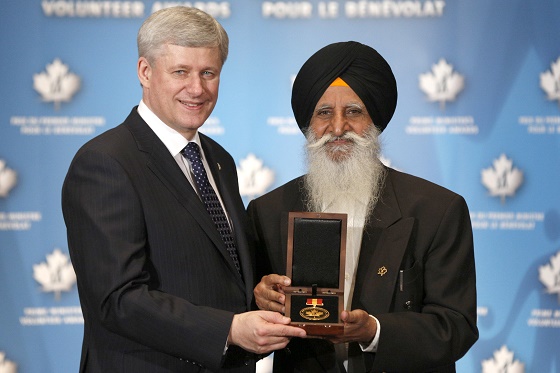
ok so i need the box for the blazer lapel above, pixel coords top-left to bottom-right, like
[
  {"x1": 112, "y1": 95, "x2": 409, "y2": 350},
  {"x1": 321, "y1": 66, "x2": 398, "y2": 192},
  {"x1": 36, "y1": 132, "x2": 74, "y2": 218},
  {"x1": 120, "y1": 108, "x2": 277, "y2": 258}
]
[
  {"x1": 353, "y1": 172, "x2": 415, "y2": 314},
  {"x1": 147, "y1": 148, "x2": 223, "y2": 250},
  {"x1": 124, "y1": 111, "x2": 243, "y2": 286}
]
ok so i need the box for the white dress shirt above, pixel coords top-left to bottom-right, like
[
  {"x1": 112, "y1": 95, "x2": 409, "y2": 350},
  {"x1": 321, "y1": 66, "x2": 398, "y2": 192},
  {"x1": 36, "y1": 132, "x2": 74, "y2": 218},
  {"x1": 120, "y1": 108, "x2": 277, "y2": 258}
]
[
  {"x1": 323, "y1": 197, "x2": 381, "y2": 357},
  {"x1": 137, "y1": 101, "x2": 231, "y2": 223}
]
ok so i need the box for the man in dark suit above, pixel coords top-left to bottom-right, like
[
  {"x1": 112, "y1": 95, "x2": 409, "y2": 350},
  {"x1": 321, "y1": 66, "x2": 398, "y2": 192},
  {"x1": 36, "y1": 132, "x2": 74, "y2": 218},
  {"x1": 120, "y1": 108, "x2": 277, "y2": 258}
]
[
  {"x1": 61, "y1": 7, "x2": 305, "y2": 372},
  {"x1": 248, "y1": 41, "x2": 478, "y2": 372}
]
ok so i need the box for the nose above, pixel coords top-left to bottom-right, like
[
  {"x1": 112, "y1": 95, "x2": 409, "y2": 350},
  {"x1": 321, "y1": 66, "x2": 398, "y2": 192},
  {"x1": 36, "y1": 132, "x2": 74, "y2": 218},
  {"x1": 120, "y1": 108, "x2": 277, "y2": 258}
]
[
  {"x1": 329, "y1": 111, "x2": 349, "y2": 137},
  {"x1": 185, "y1": 75, "x2": 204, "y2": 96}
]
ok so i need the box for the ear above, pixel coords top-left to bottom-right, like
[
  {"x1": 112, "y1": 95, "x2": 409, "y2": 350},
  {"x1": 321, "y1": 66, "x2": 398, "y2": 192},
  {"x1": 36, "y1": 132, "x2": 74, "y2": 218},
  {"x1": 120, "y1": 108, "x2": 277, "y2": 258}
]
[{"x1": 137, "y1": 57, "x2": 151, "y2": 87}]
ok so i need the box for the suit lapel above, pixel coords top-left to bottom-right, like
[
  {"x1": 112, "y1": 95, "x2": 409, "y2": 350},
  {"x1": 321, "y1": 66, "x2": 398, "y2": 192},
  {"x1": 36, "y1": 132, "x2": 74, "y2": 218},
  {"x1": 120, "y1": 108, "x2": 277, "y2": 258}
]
[
  {"x1": 124, "y1": 110, "x2": 245, "y2": 289},
  {"x1": 353, "y1": 172, "x2": 415, "y2": 314}
]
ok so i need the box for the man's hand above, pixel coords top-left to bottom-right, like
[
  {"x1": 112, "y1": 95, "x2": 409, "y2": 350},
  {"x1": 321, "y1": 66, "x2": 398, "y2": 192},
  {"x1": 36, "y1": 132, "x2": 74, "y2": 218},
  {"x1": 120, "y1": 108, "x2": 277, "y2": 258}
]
[
  {"x1": 228, "y1": 311, "x2": 306, "y2": 354},
  {"x1": 254, "y1": 274, "x2": 291, "y2": 313},
  {"x1": 327, "y1": 309, "x2": 376, "y2": 345}
]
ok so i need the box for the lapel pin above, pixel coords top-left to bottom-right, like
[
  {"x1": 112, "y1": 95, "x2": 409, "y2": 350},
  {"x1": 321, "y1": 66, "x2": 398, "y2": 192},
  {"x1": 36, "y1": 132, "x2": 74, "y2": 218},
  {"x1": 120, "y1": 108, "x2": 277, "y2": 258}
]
[{"x1": 377, "y1": 266, "x2": 388, "y2": 276}]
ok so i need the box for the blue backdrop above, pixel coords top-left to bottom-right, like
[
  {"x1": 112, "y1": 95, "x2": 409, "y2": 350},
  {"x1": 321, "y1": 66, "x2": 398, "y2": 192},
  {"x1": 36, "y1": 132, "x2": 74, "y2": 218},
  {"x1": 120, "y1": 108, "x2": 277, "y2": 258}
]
[{"x1": 1, "y1": 1, "x2": 559, "y2": 372}]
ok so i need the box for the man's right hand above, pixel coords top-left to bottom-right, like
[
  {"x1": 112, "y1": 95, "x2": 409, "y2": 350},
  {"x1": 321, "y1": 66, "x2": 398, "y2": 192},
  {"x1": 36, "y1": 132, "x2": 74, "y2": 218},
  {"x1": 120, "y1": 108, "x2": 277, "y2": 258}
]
[
  {"x1": 228, "y1": 310, "x2": 306, "y2": 354},
  {"x1": 254, "y1": 274, "x2": 291, "y2": 313}
]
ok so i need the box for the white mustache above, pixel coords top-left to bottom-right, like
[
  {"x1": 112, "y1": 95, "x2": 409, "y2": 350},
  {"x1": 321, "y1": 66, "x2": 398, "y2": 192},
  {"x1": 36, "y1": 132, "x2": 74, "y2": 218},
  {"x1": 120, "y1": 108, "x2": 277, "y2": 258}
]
[{"x1": 307, "y1": 131, "x2": 370, "y2": 149}]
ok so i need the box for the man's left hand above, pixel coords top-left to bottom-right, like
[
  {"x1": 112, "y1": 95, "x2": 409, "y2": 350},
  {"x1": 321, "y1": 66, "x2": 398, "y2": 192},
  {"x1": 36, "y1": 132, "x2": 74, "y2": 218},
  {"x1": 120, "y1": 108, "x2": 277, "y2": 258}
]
[{"x1": 327, "y1": 309, "x2": 376, "y2": 345}]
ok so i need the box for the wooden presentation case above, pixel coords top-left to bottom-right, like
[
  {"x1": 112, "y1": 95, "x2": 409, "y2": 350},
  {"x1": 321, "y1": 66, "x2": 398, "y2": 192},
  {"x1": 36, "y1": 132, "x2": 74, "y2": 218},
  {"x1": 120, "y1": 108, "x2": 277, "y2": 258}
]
[{"x1": 285, "y1": 211, "x2": 347, "y2": 336}]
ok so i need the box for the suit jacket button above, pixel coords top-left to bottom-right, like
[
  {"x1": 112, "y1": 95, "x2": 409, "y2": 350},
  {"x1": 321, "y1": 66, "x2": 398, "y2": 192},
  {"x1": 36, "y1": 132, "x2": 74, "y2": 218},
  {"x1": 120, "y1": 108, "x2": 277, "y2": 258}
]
[{"x1": 404, "y1": 301, "x2": 412, "y2": 310}]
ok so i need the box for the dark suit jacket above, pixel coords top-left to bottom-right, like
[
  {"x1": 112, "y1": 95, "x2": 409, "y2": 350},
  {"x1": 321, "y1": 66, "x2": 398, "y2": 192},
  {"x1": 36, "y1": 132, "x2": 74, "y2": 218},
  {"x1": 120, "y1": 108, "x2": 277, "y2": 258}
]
[
  {"x1": 62, "y1": 107, "x2": 256, "y2": 372},
  {"x1": 247, "y1": 169, "x2": 478, "y2": 373}
]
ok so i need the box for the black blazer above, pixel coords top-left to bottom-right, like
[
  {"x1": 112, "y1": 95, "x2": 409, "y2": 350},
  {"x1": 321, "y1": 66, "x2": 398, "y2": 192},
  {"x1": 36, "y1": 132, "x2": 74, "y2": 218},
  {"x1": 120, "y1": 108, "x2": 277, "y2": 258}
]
[
  {"x1": 62, "y1": 107, "x2": 256, "y2": 372},
  {"x1": 247, "y1": 169, "x2": 478, "y2": 372}
]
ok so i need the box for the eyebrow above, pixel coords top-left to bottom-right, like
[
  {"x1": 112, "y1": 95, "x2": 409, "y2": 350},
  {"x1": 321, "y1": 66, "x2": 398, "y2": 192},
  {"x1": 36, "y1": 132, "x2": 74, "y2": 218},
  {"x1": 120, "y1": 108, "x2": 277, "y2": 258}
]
[
  {"x1": 315, "y1": 104, "x2": 332, "y2": 110},
  {"x1": 346, "y1": 102, "x2": 364, "y2": 109},
  {"x1": 169, "y1": 64, "x2": 220, "y2": 72},
  {"x1": 315, "y1": 102, "x2": 363, "y2": 110}
]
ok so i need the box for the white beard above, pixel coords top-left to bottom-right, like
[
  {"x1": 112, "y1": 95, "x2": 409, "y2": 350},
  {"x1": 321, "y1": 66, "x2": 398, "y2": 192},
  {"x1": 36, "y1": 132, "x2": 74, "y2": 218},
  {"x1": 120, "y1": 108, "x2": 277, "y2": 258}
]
[{"x1": 303, "y1": 125, "x2": 386, "y2": 222}]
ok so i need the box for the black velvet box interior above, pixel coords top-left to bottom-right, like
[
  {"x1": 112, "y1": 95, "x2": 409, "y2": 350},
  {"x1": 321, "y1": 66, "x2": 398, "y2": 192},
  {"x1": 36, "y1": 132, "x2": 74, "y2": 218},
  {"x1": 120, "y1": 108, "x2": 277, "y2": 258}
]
[{"x1": 285, "y1": 212, "x2": 347, "y2": 336}]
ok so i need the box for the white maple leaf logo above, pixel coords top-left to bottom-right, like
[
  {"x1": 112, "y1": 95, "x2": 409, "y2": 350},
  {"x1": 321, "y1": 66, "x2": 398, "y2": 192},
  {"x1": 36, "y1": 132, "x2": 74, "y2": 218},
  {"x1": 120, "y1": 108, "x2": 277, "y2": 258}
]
[
  {"x1": 539, "y1": 251, "x2": 560, "y2": 303},
  {"x1": 0, "y1": 160, "x2": 17, "y2": 198},
  {"x1": 540, "y1": 57, "x2": 560, "y2": 107},
  {"x1": 482, "y1": 345, "x2": 525, "y2": 373},
  {"x1": 481, "y1": 154, "x2": 523, "y2": 203},
  {"x1": 419, "y1": 59, "x2": 464, "y2": 110},
  {"x1": 0, "y1": 352, "x2": 17, "y2": 373},
  {"x1": 33, "y1": 58, "x2": 81, "y2": 110},
  {"x1": 33, "y1": 248, "x2": 77, "y2": 300},
  {"x1": 237, "y1": 153, "x2": 274, "y2": 200}
]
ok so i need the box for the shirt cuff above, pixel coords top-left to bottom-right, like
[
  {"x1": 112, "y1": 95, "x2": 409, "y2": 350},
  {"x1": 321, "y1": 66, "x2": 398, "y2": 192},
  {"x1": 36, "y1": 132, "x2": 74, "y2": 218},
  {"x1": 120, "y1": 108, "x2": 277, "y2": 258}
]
[{"x1": 359, "y1": 315, "x2": 380, "y2": 353}]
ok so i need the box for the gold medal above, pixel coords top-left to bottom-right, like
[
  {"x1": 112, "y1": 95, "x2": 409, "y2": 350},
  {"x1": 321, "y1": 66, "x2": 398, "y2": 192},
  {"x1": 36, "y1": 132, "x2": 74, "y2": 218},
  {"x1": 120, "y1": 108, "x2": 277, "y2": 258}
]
[{"x1": 300, "y1": 298, "x2": 330, "y2": 321}]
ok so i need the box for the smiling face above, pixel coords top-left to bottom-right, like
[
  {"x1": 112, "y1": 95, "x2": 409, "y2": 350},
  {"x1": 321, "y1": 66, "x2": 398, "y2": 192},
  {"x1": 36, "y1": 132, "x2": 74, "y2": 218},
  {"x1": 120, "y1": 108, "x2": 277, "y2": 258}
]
[
  {"x1": 138, "y1": 44, "x2": 222, "y2": 140},
  {"x1": 309, "y1": 85, "x2": 373, "y2": 161}
]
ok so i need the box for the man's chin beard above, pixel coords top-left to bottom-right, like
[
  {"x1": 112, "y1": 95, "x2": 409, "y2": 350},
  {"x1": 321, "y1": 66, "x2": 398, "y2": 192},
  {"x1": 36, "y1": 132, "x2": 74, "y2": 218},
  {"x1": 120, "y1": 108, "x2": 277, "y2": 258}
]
[
  {"x1": 304, "y1": 127, "x2": 386, "y2": 217},
  {"x1": 323, "y1": 143, "x2": 355, "y2": 162}
]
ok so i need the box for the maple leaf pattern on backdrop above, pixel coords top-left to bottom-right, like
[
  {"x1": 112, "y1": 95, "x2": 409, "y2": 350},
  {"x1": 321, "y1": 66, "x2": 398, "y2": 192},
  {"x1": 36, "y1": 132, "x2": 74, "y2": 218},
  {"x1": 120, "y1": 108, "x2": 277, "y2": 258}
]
[
  {"x1": 0, "y1": 160, "x2": 17, "y2": 198},
  {"x1": 33, "y1": 58, "x2": 80, "y2": 110},
  {"x1": 0, "y1": 351, "x2": 17, "y2": 373},
  {"x1": 419, "y1": 59, "x2": 464, "y2": 110},
  {"x1": 237, "y1": 153, "x2": 274, "y2": 200},
  {"x1": 538, "y1": 251, "x2": 560, "y2": 303},
  {"x1": 540, "y1": 57, "x2": 560, "y2": 107},
  {"x1": 482, "y1": 345, "x2": 525, "y2": 373},
  {"x1": 481, "y1": 154, "x2": 523, "y2": 204},
  {"x1": 33, "y1": 248, "x2": 77, "y2": 300}
]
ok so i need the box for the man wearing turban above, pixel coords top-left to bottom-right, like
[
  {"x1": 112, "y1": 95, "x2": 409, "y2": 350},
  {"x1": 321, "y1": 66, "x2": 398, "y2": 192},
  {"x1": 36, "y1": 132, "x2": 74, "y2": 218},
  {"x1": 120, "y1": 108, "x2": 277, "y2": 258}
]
[{"x1": 248, "y1": 42, "x2": 478, "y2": 372}]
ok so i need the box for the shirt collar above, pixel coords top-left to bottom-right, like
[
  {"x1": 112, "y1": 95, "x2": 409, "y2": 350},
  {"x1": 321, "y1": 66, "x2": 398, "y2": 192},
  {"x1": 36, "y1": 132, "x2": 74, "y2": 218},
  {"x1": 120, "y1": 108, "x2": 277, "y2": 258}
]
[
  {"x1": 322, "y1": 194, "x2": 371, "y2": 212},
  {"x1": 137, "y1": 100, "x2": 202, "y2": 157}
]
